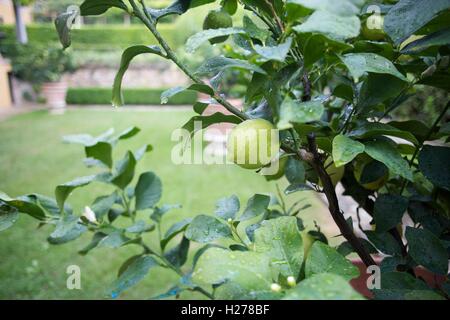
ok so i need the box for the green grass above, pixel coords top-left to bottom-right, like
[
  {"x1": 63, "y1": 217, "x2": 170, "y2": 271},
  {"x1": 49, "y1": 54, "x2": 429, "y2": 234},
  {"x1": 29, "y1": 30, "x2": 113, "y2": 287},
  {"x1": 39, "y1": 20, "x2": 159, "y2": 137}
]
[{"x1": 0, "y1": 108, "x2": 327, "y2": 299}]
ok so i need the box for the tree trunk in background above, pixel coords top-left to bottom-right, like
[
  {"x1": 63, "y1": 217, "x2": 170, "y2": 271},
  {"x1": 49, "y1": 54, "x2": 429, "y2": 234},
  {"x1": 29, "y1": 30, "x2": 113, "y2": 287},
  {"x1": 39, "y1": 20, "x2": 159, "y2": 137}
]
[{"x1": 13, "y1": 0, "x2": 28, "y2": 44}]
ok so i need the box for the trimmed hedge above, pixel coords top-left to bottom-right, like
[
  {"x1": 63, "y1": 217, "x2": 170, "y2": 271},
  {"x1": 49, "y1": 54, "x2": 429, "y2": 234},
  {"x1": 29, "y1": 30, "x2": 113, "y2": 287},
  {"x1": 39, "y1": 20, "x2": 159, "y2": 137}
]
[
  {"x1": 66, "y1": 88, "x2": 198, "y2": 105},
  {"x1": 0, "y1": 24, "x2": 181, "y2": 50}
]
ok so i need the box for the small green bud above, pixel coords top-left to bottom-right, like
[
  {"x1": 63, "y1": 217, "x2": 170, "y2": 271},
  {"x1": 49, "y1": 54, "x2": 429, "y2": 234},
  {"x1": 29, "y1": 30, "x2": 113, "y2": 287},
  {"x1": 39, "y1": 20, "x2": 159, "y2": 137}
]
[
  {"x1": 287, "y1": 276, "x2": 296, "y2": 287},
  {"x1": 270, "y1": 283, "x2": 282, "y2": 292}
]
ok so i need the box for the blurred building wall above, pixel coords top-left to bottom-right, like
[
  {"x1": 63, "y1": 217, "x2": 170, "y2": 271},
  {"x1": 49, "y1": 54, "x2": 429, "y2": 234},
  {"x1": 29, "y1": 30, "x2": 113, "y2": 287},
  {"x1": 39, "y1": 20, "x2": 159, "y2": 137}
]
[
  {"x1": 0, "y1": 56, "x2": 12, "y2": 108},
  {"x1": 0, "y1": 0, "x2": 33, "y2": 25}
]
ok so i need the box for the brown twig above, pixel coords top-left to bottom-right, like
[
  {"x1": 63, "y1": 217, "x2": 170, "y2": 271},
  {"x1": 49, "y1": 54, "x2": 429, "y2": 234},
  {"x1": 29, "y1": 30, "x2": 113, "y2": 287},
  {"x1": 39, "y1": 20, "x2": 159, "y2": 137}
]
[
  {"x1": 301, "y1": 72, "x2": 311, "y2": 102},
  {"x1": 304, "y1": 133, "x2": 376, "y2": 267}
]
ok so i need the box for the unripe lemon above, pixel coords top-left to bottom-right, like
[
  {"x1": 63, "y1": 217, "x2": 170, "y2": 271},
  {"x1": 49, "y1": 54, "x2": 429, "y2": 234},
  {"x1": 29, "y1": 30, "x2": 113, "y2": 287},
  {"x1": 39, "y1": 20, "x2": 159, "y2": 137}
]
[
  {"x1": 354, "y1": 157, "x2": 389, "y2": 191},
  {"x1": 227, "y1": 119, "x2": 280, "y2": 170},
  {"x1": 265, "y1": 156, "x2": 288, "y2": 181},
  {"x1": 361, "y1": 15, "x2": 385, "y2": 41},
  {"x1": 287, "y1": 276, "x2": 296, "y2": 287},
  {"x1": 270, "y1": 283, "x2": 282, "y2": 292},
  {"x1": 203, "y1": 10, "x2": 233, "y2": 44}
]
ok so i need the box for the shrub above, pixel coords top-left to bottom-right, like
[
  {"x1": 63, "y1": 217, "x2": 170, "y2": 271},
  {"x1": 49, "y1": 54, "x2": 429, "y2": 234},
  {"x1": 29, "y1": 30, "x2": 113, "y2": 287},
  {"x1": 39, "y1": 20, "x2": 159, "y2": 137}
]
[
  {"x1": 0, "y1": 24, "x2": 181, "y2": 50},
  {"x1": 2, "y1": 0, "x2": 450, "y2": 301},
  {"x1": 66, "y1": 87, "x2": 198, "y2": 105}
]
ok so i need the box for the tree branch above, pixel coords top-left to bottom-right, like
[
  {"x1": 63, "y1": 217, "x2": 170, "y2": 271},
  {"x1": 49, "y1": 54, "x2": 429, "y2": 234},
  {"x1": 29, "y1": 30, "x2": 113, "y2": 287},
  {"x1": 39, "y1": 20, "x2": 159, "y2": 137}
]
[
  {"x1": 130, "y1": 0, "x2": 249, "y2": 120},
  {"x1": 305, "y1": 133, "x2": 376, "y2": 267}
]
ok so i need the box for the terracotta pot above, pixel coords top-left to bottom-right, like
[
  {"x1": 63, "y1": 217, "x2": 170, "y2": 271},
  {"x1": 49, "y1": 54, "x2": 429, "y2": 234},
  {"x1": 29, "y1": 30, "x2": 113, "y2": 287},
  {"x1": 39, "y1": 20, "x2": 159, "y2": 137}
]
[
  {"x1": 350, "y1": 258, "x2": 447, "y2": 298},
  {"x1": 41, "y1": 80, "x2": 68, "y2": 109}
]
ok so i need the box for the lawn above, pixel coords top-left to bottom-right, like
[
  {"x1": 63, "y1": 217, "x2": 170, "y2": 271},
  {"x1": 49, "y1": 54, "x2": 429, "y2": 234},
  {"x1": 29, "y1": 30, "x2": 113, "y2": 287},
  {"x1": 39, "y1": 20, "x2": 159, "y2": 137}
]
[{"x1": 0, "y1": 108, "x2": 330, "y2": 299}]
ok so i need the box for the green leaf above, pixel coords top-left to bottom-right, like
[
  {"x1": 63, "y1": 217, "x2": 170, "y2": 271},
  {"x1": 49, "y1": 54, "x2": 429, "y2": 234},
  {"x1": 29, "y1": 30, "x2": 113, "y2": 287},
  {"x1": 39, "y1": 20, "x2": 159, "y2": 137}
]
[
  {"x1": 161, "y1": 218, "x2": 192, "y2": 250},
  {"x1": 340, "y1": 53, "x2": 407, "y2": 82},
  {"x1": 0, "y1": 193, "x2": 47, "y2": 221},
  {"x1": 164, "y1": 236, "x2": 190, "y2": 268},
  {"x1": 286, "y1": 0, "x2": 360, "y2": 17},
  {"x1": 195, "y1": 56, "x2": 267, "y2": 76},
  {"x1": 285, "y1": 157, "x2": 305, "y2": 184},
  {"x1": 161, "y1": 84, "x2": 213, "y2": 104},
  {"x1": 113, "y1": 45, "x2": 165, "y2": 107},
  {"x1": 364, "y1": 139, "x2": 413, "y2": 181},
  {"x1": 98, "y1": 231, "x2": 132, "y2": 248},
  {"x1": 110, "y1": 255, "x2": 160, "y2": 298},
  {"x1": 254, "y1": 216, "x2": 304, "y2": 278},
  {"x1": 348, "y1": 122, "x2": 419, "y2": 146},
  {"x1": 388, "y1": 120, "x2": 430, "y2": 143},
  {"x1": 192, "y1": 248, "x2": 272, "y2": 294},
  {"x1": 79, "y1": 232, "x2": 107, "y2": 255},
  {"x1": 54, "y1": 11, "x2": 78, "y2": 49},
  {"x1": 254, "y1": 38, "x2": 293, "y2": 62},
  {"x1": 0, "y1": 202, "x2": 18, "y2": 232},
  {"x1": 55, "y1": 175, "x2": 97, "y2": 211},
  {"x1": 401, "y1": 28, "x2": 450, "y2": 54},
  {"x1": 80, "y1": 0, "x2": 129, "y2": 16},
  {"x1": 373, "y1": 194, "x2": 409, "y2": 233},
  {"x1": 240, "y1": 194, "x2": 271, "y2": 221},
  {"x1": 332, "y1": 135, "x2": 365, "y2": 167},
  {"x1": 135, "y1": 172, "x2": 162, "y2": 211},
  {"x1": 277, "y1": 98, "x2": 324, "y2": 130},
  {"x1": 185, "y1": 215, "x2": 232, "y2": 243},
  {"x1": 405, "y1": 227, "x2": 448, "y2": 275},
  {"x1": 85, "y1": 141, "x2": 113, "y2": 168},
  {"x1": 126, "y1": 220, "x2": 154, "y2": 233},
  {"x1": 135, "y1": 144, "x2": 153, "y2": 161},
  {"x1": 215, "y1": 195, "x2": 240, "y2": 220},
  {"x1": 365, "y1": 230, "x2": 402, "y2": 256},
  {"x1": 193, "y1": 101, "x2": 209, "y2": 115},
  {"x1": 48, "y1": 215, "x2": 87, "y2": 245},
  {"x1": 91, "y1": 192, "x2": 118, "y2": 220},
  {"x1": 186, "y1": 28, "x2": 245, "y2": 53},
  {"x1": 283, "y1": 273, "x2": 363, "y2": 300},
  {"x1": 110, "y1": 151, "x2": 136, "y2": 189},
  {"x1": 358, "y1": 74, "x2": 409, "y2": 113},
  {"x1": 182, "y1": 112, "x2": 242, "y2": 136},
  {"x1": 243, "y1": 16, "x2": 270, "y2": 42},
  {"x1": 113, "y1": 126, "x2": 141, "y2": 141},
  {"x1": 373, "y1": 271, "x2": 445, "y2": 300},
  {"x1": 418, "y1": 145, "x2": 450, "y2": 191},
  {"x1": 384, "y1": 0, "x2": 450, "y2": 45},
  {"x1": 284, "y1": 183, "x2": 314, "y2": 195},
  {"x1": 150, "y1": 204, "x2": 181, "y2": 223},
  {"x1": 305, "y1": 241, "x2": 359, "y2": 281},
  {"x1": 293, "y1": 11, "x2": 360, "y2": 42},
  {"x1": 147, "y1": 0, "x2": 191, "y2": 22}
]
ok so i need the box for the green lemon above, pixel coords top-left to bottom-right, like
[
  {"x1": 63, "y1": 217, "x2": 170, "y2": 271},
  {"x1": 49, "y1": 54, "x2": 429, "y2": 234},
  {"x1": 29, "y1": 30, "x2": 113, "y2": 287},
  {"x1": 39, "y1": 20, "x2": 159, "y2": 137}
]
[
  {"x1": 361, "y1": 15, "x2": 385, "y2": 41},
  {"x1": 203, "y1": 10, "x2": 233, "y2": 44},
  {"x1": 265, "y1": 156, "x2": 288, "y2": 181},
  {"x1": 354, "y1": 156, "x2": 389, "y2": 191},
  {"x1": 227, "y1": 119, "x2": 279, "y2": 170}
]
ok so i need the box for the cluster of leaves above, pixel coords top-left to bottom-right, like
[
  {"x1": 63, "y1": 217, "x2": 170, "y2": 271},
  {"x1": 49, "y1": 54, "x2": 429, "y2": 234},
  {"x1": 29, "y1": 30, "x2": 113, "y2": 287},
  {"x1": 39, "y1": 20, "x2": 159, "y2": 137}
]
[
  {"x1": 4, "y1": 0, "x2": 450, "y2": 300},
  {"x1": 0, "y1": 40, "x2": 76, "y2": 84},
  {"x1": 0, "y1": 127, "x2": 363, "y2": 299}
]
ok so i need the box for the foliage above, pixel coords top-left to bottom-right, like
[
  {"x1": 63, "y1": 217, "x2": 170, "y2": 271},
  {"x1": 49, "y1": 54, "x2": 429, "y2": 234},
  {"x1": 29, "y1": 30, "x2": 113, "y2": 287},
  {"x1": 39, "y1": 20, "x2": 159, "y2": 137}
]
[
  {"x1": 2, "y1": 0, "x2": 450, "y2": 300},
  {"x1": 0, "y1": 40, "x2": 76, "y2": 84},
  {"x1": 0, "y1": 24, "x2": 180, "y2": 50},
  {"x1": 66, "y1": 87, "x2": 198, "y2": 105}
]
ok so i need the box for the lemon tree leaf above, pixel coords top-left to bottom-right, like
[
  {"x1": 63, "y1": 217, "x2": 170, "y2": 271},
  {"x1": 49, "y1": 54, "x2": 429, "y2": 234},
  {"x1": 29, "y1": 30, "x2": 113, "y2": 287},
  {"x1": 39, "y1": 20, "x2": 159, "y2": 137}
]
[
  {"x1": 332, "y1": 134, "x2": 365, "y2": 167},
  {"x1": 254, "y1": 216, "x2": 304, "y2": 278}
]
